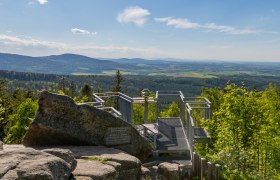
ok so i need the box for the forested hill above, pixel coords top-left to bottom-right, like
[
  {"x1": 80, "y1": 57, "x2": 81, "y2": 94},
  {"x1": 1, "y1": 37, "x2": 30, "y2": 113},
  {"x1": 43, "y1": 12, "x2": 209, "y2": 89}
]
[
  {"x1": 0, "y1": 53, "x2": 133, "y2": 75},
  {"x1": 1, "y1": 53, "x2": 280, "y2": 77},
  {"x1": 1, "y1": 69, "x2": 280, "y2": 97}
]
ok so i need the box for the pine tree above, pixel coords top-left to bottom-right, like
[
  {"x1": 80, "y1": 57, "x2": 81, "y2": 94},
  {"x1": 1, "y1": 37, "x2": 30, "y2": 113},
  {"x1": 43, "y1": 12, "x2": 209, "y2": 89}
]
[
  {"x1": 80, "y1": 84, "x2": 93, "y2": 101},
  {"x1": 112, "y1": 70, "x2": 123, "y2": 92},
  {"x1": 59, "y1": 76, "x2": 66, "y2": 94},
  {"x1": 70, "y1": 81, "x2": 76, "y2": 98}
]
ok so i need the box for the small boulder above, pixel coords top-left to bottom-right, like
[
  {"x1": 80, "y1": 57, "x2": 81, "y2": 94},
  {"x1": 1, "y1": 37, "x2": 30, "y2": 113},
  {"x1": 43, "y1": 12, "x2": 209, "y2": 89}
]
[
  {"x1": 0, "y1": 145, "x2": 76, "y2": 180},
  {"x1": 158, "y1": 162, "x2": 180, "y2": 180},
  {"x1": 42, "y1": 148, "x2": 77, "y2": 172},
  {"x1": 141, "y1": 166, "x2": 154, "y2": 180},
  {"x1": 73, "y1": 159, "x2": 117, "y2": 180}
]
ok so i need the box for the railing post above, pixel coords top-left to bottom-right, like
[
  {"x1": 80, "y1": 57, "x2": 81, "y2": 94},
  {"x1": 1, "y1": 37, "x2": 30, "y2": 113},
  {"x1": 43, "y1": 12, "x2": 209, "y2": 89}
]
[
  {"x1": 153, "y1": 133, "x2": 157, "y2": 149},
  {"x1": 200, "y1": 158, "x2": 206, "y2": 180},
  {"x1": 143, "y1": 126, "x2": 147, "y2": 137},
  {"x1": 192, "y1": 152, "x2": 198, "y2": 176},
  {"x1": 207, "y1": 162, "x2": 213, "y2": 180},
  {"x1": 209, "y1": 105, "x2": 212, "y2": 120},
  {"x1": 215, "y1": 164, "x2": 221, "y2": 180},
  {"x1": 204, "y1": 101, "x2": 207, "y2": 120}
]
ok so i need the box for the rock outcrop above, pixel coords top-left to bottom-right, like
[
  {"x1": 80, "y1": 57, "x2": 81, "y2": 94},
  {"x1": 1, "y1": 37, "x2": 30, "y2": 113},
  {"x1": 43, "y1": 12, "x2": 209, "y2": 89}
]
[
  {"x1": 73, "y1": 159, "x2": 117, "y2": 180},
  {"x1": 22, "y1": 91, "x2": 151, "y2": 160},
  {"x1": 57, "y1": 146, "x2": 142, "y2": 180},
  {"x1": 0, "y1": 145, "x2": 76, "y2": 180},
  {"x1": 1, "y1": 145, "x2": 143, "y2": 180},
  {"x1": 1, "y1": 145, "x2": 192, "y2": 180},
  {"x1": 141, "y1": 161, "x2": 191, "y2": 180},
  {"x1": 158, "y1": 162, "x2": 180, "y2": 180}
]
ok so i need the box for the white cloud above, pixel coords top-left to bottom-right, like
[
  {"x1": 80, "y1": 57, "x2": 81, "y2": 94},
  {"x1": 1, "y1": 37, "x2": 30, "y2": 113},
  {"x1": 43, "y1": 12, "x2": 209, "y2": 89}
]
[
  {"x1": 71, "y1": 28, "x2": 97, "y2": 35},
  {"x1": 154, "y1": 17, "x2": 199, "y2": 29},
  {"x1": 155, "y1": 17, "x2": 259, "y2": 35},
  {"x1": 37, "y1": 0, "x2": 48, "y2": 5},
  {"x1": 0, "y1": 34, "x2": 66, "y2": 48},
  {"x1": 204, "y1": 23, "x2": 257, "y2": 35},
  {"x1": 0, "y1": 34, "x2": 167, "y2": 58},
  {"x1": 117, "y1": 6, "x2": 150, "y2": 26},
  {"x1": 1, "y1": 33, "x2": 279, "y2": 61}
]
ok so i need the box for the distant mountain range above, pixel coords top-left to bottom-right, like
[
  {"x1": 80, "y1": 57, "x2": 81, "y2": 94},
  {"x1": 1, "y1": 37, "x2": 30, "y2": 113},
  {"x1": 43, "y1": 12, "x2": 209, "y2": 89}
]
[
  {"x1": 0, "y1": 53, "x2": 279, "y2": 77},
  {"x1": 0, "y1": 53, "x2": 136, "y2": 75},
  {"x1": 0, "y1": 53, "x2": 187, "y2": 75}
]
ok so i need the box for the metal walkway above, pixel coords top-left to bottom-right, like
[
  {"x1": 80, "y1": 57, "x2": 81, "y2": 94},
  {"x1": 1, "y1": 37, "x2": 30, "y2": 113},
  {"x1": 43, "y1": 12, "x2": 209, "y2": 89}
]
[
  {"x1": 157, "y1": 118, "x2": 189, "y2": 153},
  {"x1": 91, "y1": 90, "x2": 212, "y2": 160}
]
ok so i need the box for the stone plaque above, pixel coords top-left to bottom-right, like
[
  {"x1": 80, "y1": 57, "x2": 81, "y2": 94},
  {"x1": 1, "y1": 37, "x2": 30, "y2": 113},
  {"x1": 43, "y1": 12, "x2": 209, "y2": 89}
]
[{"x1": 105, "y1": 127, "x2": 131, "y2": 146}]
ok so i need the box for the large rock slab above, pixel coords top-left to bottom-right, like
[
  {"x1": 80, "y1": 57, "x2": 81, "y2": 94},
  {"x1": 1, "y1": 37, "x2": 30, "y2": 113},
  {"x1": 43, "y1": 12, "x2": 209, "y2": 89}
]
[
  {"x1": 22, "y1": 91, "x2": 151, "y2": 160},
  {"x1": 73, "y1": 159, "x2": 117, "y2": 180},
  {"x1": 0, "y1": 145, "x2": 76, "y2": 180},
  {"x1": 58, "y1": 146, "x2": 142, "y2": 180}
]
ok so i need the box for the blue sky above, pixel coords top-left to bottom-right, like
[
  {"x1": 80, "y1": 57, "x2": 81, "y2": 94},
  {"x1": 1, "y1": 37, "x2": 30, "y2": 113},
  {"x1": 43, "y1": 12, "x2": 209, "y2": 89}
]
[{"x1": 0, "y1": 0, "x2": 279, "y2": 61}]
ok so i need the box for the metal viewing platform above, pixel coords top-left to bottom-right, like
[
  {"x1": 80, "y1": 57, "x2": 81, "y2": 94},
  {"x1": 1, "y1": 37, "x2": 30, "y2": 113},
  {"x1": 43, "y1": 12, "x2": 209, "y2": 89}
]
[{"x1": 90, "y1": 90, "x2": 212, "y2": 160}]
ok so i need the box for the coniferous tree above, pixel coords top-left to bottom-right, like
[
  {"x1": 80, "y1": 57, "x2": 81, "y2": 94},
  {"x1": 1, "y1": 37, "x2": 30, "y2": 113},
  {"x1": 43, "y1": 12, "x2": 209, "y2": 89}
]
[
  {"x1": 111, "y1": 70, "x2": 123, "y2": 109},
  {"x1": 80, "y1": 84, "x2": 93, "y2": 101},
  {"x1": 70, "y1": 81, "x2": 76, "y2": 98},
  {"x1": 59, "y1": 76, "x2": 66, "y2": 94},
  {"x1": 112, "y1": 70, "x2": 123, "y2": 92}
]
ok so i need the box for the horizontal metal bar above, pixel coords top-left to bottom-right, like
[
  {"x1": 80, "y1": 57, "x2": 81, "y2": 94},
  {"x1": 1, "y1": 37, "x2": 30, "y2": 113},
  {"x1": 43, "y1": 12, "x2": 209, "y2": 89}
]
[
  {"x1": 99, "y1": 107, "x2": 122, "y2": 117},
  {"x1": 118, "y1": 92, "x2": 134, "y2": 101}
]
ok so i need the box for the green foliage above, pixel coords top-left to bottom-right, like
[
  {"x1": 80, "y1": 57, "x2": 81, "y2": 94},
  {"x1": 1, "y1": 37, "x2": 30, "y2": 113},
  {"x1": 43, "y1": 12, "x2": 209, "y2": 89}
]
[
  {"x1": 160, "y1": 102, "x2": 180, "y2": 117},
  {"x1": 133, "y1": 103, "x2": 156, "y2": 125},
  {"x1": 0, "y1": 104, "x2": 4, "y2": 125},
  {"x1": 80, "y1": 84, "x2": 93, "y2": 102},
  {"x1": 133, "y1": 91, "x2": 157, "y2": 125},
  {"x1": 59, "y1": 76, "x2": 66, "y2": 93},
  {"x1": 0, "y1": 105, "x2": 4, "y2": 117},
  {"x1": 69, "y1": 80, "x2": 77, "y2": 98},
  {"x1": 201, "y1": 87, "x2": 223, "y2": 112},
  {"x1": 198, "y1": 83, "x2": 280, "y2": 179},
  {"x1": 2, "y1": 69, "x2": 280, "y2": 97},
  {"x1": 133, "y1": 104, "x2": 144, "y2": 125},
  {"x1": 4, "y1": 98, "x2": 38, "y2": 144}
]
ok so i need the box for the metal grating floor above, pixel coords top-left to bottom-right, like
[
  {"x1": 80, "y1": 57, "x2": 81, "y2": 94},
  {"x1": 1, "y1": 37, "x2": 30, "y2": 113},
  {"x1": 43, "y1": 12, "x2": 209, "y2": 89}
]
[{"x1": 157, "y1": 118, "x2": 189, "y2": 152}]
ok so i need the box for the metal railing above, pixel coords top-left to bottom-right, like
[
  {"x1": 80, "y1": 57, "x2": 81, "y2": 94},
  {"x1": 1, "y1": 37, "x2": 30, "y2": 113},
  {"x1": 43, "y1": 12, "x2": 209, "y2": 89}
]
[
  {"x1": 185, "y1": 97, "x2": 212, "y2": 157},
  {"x1": 140, "y1": 125, "x2": 158, "y2": 149},
  {"x1": 155, "y1": 91, "x2": 212, "y2": 158},
  {"x1": 92, "y1": 92, "x2": 134, "y2": 124},
  {"x1": 155, "y1": 91, "x2": 190, "y2": 152},
  {"x1": 91, "y1": 90, "x2": 212, "y2": 164},
  {"x1": 118, "y1": 92, "x2": 134, "y2": 124},
  {"x1": 186, "y1": 104, "x2": 195, "y2": 154},
  {"x1": 185, "y1": 97, "x2": 212, "y2": 120},
  {"x1": 98, "y1": 107, "x2": 122, "y2": 118}
]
